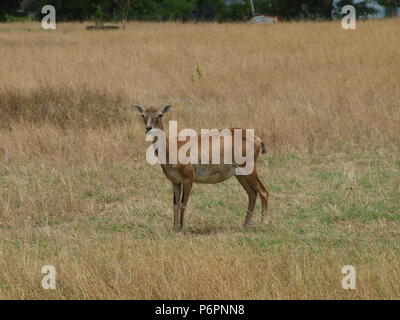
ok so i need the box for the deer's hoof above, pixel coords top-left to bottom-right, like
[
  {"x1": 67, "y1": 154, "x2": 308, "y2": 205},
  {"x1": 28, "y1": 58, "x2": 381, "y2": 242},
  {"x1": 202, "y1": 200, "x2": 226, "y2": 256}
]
[
  {"x1": 243, "y1": 222, "x2": 252, "y2": 229},
  {"x1": 261, "y1": 219, "x2": 269, "y2": 226}
]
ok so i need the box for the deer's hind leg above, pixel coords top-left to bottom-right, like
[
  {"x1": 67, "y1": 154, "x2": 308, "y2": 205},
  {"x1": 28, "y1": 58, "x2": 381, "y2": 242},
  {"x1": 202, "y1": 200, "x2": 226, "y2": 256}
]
[
  {"x1": 235, "y1": 175, "x2": 258, "y2": 227},
  {"x1": 254, "y1": 175, "x2": 269, "y2": 225}
]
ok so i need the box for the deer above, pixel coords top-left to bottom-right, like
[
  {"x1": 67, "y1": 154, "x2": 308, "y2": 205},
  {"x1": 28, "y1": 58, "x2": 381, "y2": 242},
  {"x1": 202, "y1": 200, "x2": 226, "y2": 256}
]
[{"x1": 134, "y1": 104, "x2": 269, "y2": 232}]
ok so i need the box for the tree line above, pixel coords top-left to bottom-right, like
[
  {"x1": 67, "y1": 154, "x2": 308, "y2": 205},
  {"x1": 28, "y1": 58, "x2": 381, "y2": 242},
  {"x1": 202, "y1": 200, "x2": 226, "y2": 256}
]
[{"x1": 0, "y1": 0, "x2": 399, "y2": 22}]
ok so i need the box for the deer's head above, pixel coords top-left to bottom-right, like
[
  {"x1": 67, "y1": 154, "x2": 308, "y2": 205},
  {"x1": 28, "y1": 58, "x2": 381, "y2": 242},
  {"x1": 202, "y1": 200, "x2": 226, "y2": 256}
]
[{"x1": 134, "y1": 104, "x2": 172, "y2": 133}]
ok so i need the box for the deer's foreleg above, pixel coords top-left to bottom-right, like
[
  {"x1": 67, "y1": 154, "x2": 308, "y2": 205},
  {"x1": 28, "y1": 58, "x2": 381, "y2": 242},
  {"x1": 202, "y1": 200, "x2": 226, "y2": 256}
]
[
  {"x1": 179, "y1": 178, "x2": 193, "y2": 231},
  {"x1": 173, "y1": 183, "x2": 182, "y2": 232}
]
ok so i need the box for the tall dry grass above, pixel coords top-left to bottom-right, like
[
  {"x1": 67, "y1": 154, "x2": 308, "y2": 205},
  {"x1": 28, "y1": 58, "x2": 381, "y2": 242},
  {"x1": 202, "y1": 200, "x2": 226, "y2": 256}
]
[
  {"x1": 0, "y1": 20, "x2": 399, "y2": 299},
  {"x1": 1, "y1": 20, "x2": 399, "y2": 152}
]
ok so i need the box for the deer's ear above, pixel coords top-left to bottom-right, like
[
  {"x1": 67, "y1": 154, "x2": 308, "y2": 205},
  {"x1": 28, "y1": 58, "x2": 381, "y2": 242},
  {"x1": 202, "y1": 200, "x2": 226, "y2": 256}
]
[
  {"x1": 133, "y1": 104, "x2": 144, "y2": 113},
  {"x1": 162, "y1": 105, "x2": 172, "y2": 114}
]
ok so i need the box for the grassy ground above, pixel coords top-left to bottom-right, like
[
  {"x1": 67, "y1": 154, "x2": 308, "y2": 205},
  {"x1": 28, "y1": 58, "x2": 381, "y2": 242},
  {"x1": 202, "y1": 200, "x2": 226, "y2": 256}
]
[
  {"x1": 1, "y1": 148, "x2": 399, "y2": 299},
  {"x1": 0, "y1": 20, "x2": 399, "y2": 299}
]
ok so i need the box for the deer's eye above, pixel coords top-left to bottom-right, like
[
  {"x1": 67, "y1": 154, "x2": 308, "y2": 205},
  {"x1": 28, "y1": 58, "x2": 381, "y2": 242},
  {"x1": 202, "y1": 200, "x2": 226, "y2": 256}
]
[{"x1": 141, "y1": 115, "x2": 146, "y2": 120}]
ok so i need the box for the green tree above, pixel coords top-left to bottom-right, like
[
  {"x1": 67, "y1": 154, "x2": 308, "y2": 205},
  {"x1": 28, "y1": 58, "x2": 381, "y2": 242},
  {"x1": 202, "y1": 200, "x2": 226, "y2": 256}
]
[
  {"x1": 159, "y1": 0, "x2": 194, "y2": 21},
  {"x1": 0, "y1": 0, "x2": 22, "y2": 21},
  {"x1": 113, "y1": 0, "x2": 131, "y2": 28},
  {"x1": 33, "y1": 0, "x2": 113, "y2": 21},
  {"x1": 131, "y1": 0, "x2": 161, "y2": 20},
  {"x1": 215, "y1": 1, "x2": 250, "y2": 21},
  {"x1": 333, "y1": 0, "x2": 378, "y2": 18},
  {"x1": 377, "y1": 0, "x2": 400, "y2": 16}
]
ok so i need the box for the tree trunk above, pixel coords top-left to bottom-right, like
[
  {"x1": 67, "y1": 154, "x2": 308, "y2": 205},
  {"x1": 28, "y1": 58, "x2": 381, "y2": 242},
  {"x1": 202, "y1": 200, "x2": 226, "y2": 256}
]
[{"x1": 323, "y1": 0, "x2": 334, "y2": 20}]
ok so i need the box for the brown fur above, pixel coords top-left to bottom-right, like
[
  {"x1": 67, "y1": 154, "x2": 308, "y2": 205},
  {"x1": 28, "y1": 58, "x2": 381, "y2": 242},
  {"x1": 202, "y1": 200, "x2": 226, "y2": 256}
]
[{"x1": 135, "y1": 105, "x2": 269, "y2": 232}]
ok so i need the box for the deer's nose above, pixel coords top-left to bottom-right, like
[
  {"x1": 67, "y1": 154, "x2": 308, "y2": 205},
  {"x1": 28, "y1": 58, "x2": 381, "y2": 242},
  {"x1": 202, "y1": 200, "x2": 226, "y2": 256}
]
[{"x1": 145, "y1": 125, "x2": 152, "y2": 132}]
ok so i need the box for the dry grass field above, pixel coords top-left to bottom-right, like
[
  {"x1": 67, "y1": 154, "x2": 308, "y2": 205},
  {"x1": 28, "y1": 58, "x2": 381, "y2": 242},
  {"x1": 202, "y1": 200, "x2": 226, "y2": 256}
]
[{"x1": 0, "y1": 19, "x2": 399, "y2": 299}]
